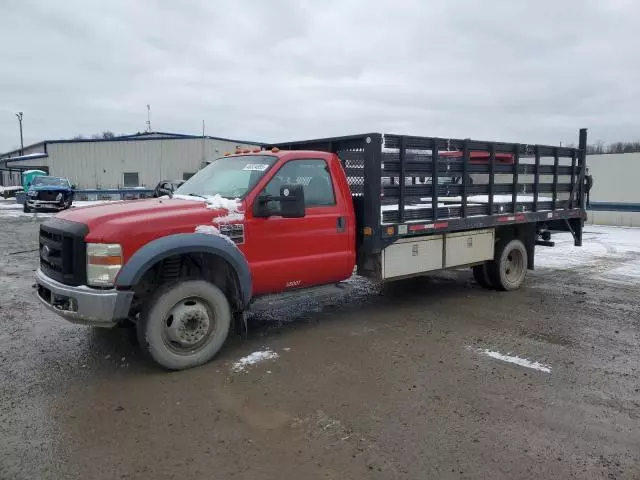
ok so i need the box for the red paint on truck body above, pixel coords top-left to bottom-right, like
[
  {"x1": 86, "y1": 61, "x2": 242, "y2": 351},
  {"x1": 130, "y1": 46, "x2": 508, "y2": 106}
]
[{"x1": 57, "y1": 150, "x2": 357, "y2": 297}]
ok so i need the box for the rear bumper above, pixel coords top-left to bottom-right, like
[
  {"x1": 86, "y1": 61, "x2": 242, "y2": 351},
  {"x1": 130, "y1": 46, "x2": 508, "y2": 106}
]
[{"x1": 35, "y1": 268, "x2": 133, "y2": 327}]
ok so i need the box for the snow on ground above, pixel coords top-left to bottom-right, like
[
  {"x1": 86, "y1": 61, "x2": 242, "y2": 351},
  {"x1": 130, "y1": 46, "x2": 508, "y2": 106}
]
[
  {"x1": 0, "y1": 199, "x2": 119, "y2": 218},
  {"x1": 1, "y1": 196, "x2": 637, "y2": 283},
  {"x1": 470, "y1": 347, "x2": 552, "y2": 373},
  {"x1": 536, "y1": 226, "x2": 639, "y2": 267},
  {"x1": 536, "y1": 225, "x2": 640, "y2": 284},
  {"x1": 0, "y1": 186, "x2": 23, "y2": 194},
  {"x1": 231, "y1": 349, "x2": 279, "y2": 373}
]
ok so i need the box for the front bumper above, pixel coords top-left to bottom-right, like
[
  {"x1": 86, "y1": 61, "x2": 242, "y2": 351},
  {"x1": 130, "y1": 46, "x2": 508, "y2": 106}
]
[
  {"x1": 27, "y1": 199, "x2": 66, "y2": 210},
  {"x1": 35, "y1": 268, "x2": 133, "y2": 327}
]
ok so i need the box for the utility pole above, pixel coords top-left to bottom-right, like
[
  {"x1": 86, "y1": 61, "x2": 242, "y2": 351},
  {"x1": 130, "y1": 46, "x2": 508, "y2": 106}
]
[
  {"x1": 146, "y1": 104, "x2": 152, "y2": 133},
  {"x1": 16, "y1": 112, "x2": 24, "y2": 155},
  {"x1": 201, "y1": 119, "x2": 206, "y2": 167}
]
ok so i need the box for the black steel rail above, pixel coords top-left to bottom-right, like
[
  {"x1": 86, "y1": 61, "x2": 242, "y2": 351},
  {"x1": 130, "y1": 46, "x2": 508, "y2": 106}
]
[{"x1": 266, "y1": 128, "x2": 588, "y2": 253}]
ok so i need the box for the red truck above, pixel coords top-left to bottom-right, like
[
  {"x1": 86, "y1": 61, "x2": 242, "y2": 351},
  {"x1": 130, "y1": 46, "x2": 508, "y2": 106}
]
[{"x1": 35, "y1": 130, "x2": 588, "y2": 369}]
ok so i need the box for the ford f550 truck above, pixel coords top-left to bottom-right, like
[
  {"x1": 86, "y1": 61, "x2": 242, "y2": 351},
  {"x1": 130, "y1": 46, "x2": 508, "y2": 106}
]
[{"x1": 35, "y1": 129, "x2": 589, "y2": 370}]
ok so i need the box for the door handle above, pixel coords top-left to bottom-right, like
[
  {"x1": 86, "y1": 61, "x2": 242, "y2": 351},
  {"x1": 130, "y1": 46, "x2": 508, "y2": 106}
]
[{"x1": 337, "y1": 217, "x2": 346, "y2": 232}]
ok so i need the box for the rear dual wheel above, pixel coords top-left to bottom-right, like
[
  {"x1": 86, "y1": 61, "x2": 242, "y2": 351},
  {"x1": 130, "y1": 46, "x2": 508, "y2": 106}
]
[
  {"x1": 473, "y1": 238, "x2": 528, "y2": 291},
  {"x1": 472, "y1": 264, "x2": 492, "y2": 289}
]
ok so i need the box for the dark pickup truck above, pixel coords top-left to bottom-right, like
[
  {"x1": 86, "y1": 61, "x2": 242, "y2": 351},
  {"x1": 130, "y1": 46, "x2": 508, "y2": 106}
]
[{"x1": 34, "y1": 129, "x2": 589, "y2": 370}]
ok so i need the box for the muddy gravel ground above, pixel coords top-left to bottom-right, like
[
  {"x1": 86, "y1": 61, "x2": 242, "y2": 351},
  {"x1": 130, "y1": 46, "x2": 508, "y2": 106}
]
[{"x1": 1, "y1": 211, "x2": 639, "y2": 480}]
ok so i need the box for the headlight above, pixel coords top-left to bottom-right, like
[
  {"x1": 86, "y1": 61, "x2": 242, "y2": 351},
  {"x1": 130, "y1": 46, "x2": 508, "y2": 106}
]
[
  {"x1": 86, "y1": 243, "x2": 123, "y2": 287},
  {"x1": 27, "y1": 190, "x2": 38, "y2": 197},
  {"x1": 56, "y1": 193, "x2": 63, "y2": 201}
]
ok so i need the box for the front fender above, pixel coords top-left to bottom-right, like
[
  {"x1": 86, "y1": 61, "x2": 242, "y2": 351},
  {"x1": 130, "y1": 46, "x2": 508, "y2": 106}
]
[{"x1": 115, "y1": 233, "x2": 252, "y2": 307}]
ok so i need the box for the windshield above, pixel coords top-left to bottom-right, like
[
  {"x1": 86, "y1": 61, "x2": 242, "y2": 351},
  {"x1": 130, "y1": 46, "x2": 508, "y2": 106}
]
[
  {"x1": 32, "y1": 176, "x2": 69, "y2": 187},
  {"x1": 175, "y1": 155, "x2": 277, "y2": 199}
]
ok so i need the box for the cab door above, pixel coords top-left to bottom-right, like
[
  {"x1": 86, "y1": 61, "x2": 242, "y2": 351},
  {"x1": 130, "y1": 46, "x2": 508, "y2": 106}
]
[{"x1": 243, "y1": 158, "x2": 353, "y2": 295}]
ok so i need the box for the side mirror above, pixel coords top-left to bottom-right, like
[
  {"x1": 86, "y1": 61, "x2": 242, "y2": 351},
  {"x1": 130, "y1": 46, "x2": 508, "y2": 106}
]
[
  {"x1": 253, "y1": 184, "x2": 305, "y2": 218},
  {"x1": 71, "y1": 184, "x2": 77, "y2": 190},
  {"x1": 279, "y1": 184, "x2": 305, "y2": 218}
]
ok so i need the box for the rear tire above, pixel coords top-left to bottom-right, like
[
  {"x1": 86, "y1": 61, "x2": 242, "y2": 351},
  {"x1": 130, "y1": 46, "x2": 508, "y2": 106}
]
[
  {"x1": 472, "y1": 264, "x2": 493, "y2": 289},
  {"x1": 487, "y1": 238, "x2": 528, "y2": 291},
  {"x1": 137, "y1": 280, "x2": 231, "y2": 370}
]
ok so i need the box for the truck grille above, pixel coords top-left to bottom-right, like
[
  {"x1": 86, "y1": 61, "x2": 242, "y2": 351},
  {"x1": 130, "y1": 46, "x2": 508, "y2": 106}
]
[
  {"x1": 36, "y1": 191, "x2": 61, "y2": 202},
  {"x1": 219, "y1": 224, "x2": 245, "y2": 245},
  {"x1": 39, "y1": 218, "x2": 88, "y2": 286}
]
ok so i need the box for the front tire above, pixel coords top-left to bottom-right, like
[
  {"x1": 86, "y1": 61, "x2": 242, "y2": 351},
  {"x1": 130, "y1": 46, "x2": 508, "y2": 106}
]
[
  {"x1": 487, "y1": 238, "x2": 528, "y2": 291},
  {"x1": 23, "y1": 203, "x2": 31, "y2": 213},
  {"x1": 137, "y1": 280, "x2": 231, "y2": 370}
]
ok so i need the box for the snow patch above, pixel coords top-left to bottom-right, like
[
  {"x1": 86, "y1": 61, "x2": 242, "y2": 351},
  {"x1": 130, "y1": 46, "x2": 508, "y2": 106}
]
[
  {"x1": 0, "y1": 186, "x2": 22, "y2": 194},
  {"x1": 472, "y1": 347, "x2": 551, "y2": 373},
  {"x1": 172, "y1": 194, "x2": 199, "y2": 202},
  {"x1": 194, "y1": 224, "x2": 236, "y2": 247},
  {"x1": 172, "y1": 193, "x2": 242, "y2": 213},
  {"x1": 381, "y1": 202, "x2": 448, "y2": 212},
  {"x1": 596, "y1": 259, "x2": 640, "y2": 285},
  {"x1": 214, "y1": 212, "x2": 245, "y2": 223},
  {"x1": 535, "y1": 226, "x2": 640, "y2": 272},
  {"x1": 231, "y1": 349, "x2": 279, "y2": 373},
  {"x1": 204, "y1": 194, "x2": 241, "y2": 212},
  {"x1": 195, "y1": 224, "x2": 221, "y2": 235}
]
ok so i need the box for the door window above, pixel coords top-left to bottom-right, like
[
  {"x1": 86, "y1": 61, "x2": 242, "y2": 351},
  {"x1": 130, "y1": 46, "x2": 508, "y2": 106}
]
[{"x1": 264, "y1": 159, "x2": 335, "y2": 208}]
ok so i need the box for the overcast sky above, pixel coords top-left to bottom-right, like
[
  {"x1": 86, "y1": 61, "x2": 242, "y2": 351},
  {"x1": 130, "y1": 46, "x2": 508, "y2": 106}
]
[{"x1": 1, "y1": 0, "x2": 638, "y2": 152}]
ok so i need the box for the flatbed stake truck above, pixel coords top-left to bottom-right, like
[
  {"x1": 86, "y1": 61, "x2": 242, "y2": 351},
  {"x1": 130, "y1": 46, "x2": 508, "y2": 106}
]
[{"x1": 34, "y1": 129, "x2": 589, "y2": 369}]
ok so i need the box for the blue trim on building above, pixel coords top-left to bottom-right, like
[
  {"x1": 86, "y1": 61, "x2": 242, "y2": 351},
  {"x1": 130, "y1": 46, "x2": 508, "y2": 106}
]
[{"x1": 589, "y1": 202, "x2": 640, "y2": 212}]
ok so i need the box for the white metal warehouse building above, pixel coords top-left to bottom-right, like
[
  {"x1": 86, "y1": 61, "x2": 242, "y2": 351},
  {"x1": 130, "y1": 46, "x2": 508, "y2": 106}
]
[
  {"x1": 586, "y1": 152, "x2": 640, "y2": 227},
  {"x1": 0, "y1": 132, "x2": 259, "y2": 189}
]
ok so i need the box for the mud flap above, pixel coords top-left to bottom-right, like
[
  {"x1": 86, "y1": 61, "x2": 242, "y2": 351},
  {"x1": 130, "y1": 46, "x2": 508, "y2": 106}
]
[{"x1": 234, "y1": 311, "x2": 248, "y2": 339}]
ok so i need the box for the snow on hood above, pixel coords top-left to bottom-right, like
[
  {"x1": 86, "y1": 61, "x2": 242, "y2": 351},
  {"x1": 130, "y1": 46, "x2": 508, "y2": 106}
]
[
  {"x1": 173, "y1": 193, "x2": 241, "y2": 212},
  {"x1": 177, "y1": 193, "x2": 245, "y2": 225},
  {"x1": 214, "y1": 212, "x2": 245, "y2": 223}
]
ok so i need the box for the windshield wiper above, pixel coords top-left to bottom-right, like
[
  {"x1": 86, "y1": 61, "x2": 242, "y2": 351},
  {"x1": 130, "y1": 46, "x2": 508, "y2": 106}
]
[{"x1": 186, "y1": 193, "x2": 207, "y2": 199}]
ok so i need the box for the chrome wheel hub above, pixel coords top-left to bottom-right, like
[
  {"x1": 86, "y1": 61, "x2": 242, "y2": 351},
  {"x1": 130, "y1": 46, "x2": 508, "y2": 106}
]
[{"x1": 165, "y1": 299, "x2": 211, "y2": 348}]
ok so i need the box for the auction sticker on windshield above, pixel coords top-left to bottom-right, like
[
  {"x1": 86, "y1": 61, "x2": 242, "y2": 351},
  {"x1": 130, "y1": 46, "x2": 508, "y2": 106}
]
[{"x1": 243, "y1": 164, "x2": 269, "y2": 171}]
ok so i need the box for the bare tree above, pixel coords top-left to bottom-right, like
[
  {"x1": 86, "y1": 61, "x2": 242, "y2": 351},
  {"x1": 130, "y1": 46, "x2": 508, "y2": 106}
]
[{"x1": 586, "y1": 140, "x2": 640, "y2": 154}]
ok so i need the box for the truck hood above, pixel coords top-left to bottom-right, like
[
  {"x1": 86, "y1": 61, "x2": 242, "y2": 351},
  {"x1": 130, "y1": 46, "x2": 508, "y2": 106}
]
[
  {"x1": 30, "y1": 185, "x2": 72, "y2": 192},
  {"x1": 57, "y1": 197, "x2": 244, "y2": 252}
]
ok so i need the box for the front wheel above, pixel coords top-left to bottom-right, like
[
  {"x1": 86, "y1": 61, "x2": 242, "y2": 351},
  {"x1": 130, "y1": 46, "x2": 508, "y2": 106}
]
[
  {"x1": 23, "y1": 203, "x2": 31, "y2": 213},
  {"x1": 137, "y1": 280, "x2": 231, "y2": 370},
  {"x1": 487, "y1": 238, "x2": 528, "y2": 291}
]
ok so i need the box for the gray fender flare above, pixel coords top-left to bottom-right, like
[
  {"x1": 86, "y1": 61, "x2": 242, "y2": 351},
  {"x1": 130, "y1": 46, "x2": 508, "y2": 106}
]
[{"x1": 115, "y1": 233, "x2": 252, "y2": 308}]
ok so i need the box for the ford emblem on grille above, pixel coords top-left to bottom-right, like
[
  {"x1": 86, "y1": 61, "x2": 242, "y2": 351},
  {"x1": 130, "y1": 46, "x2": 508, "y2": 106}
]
[{"x1": 41, "y1": 245, "x2": 50, "y2": 260}]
